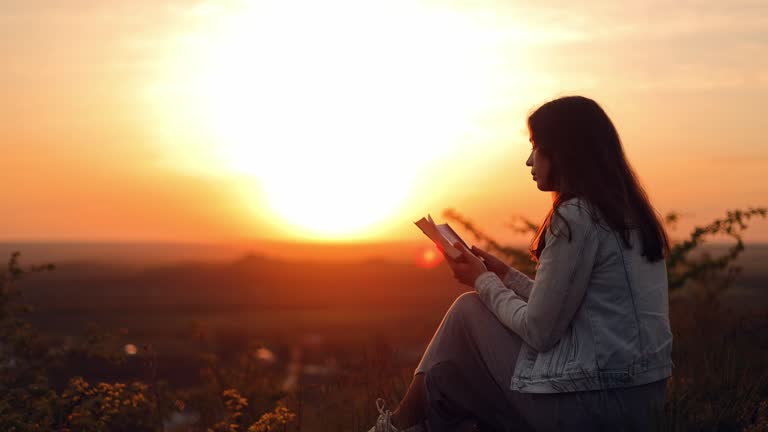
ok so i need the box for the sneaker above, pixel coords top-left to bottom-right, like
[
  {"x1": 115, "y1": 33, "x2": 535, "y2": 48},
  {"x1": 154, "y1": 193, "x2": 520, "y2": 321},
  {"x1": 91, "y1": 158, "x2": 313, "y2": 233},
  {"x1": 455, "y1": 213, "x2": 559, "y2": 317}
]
[{"x1": 367, "y1": 398, "x2": 427, "y2": 432}]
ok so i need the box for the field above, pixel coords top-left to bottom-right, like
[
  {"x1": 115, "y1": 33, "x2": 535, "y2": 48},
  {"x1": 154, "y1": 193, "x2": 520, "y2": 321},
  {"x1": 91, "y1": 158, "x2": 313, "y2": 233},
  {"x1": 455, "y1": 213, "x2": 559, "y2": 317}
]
[{"x1": 2, "y1": 242, "x2": 768, "y2": 431}]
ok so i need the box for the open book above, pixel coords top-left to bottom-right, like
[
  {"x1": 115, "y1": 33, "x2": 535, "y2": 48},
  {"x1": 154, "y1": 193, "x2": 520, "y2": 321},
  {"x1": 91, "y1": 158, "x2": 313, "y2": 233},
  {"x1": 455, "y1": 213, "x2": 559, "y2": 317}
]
[{"x1": 414, "y1": 214, "x2": 472, "y2": 260}]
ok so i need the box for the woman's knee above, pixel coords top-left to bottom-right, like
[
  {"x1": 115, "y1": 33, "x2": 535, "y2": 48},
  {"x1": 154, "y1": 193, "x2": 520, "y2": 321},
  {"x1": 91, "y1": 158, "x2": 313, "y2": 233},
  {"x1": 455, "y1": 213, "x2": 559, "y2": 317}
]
[
  {"x1": 449, "y1": 292, "x2": 483, "y2": 316},
  {"x1": 441, "y1": 292, "x2": 486, "y2": 329}
]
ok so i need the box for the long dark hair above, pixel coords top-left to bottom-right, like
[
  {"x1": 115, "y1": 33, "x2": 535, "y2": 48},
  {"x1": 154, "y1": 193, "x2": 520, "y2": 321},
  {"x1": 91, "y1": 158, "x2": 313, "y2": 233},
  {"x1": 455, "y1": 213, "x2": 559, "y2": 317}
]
[{"x1": 528, "y1": 96, "x2": 670, "y2": 263}]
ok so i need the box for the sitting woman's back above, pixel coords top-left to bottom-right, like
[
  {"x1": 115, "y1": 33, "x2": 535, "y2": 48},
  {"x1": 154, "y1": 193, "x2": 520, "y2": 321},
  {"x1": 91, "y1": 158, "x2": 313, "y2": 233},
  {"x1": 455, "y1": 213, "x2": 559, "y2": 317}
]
[
  {"x1": 494, "y1": 196, "x2": 674, "y2": 394},
  {"x1": 588, "y1": 200, "x2": 674, "y2": 379}
]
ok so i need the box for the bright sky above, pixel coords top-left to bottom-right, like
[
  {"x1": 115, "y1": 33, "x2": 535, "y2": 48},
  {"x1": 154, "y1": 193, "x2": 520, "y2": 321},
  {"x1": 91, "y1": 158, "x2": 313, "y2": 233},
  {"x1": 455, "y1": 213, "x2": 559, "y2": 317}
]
[{"x1": 1, "y1": 0, "x2": 767, "y2": 244}]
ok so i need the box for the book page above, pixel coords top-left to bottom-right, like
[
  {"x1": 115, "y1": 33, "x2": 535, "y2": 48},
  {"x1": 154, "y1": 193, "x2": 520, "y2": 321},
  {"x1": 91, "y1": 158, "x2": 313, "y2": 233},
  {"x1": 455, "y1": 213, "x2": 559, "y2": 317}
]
[
  {"x1": 436, "y1": 224, "x2": 470, "y2": 251},
  {"x1": 414, "y1": 215, "x2": 463, "y2": 260}
]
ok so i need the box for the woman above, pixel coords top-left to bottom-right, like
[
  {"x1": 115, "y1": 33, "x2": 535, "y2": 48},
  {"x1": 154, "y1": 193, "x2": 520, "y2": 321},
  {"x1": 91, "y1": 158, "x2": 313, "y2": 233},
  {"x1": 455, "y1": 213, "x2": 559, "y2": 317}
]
[{"x1": 367, "y1": 96, "x2": 674, "y2": 432}]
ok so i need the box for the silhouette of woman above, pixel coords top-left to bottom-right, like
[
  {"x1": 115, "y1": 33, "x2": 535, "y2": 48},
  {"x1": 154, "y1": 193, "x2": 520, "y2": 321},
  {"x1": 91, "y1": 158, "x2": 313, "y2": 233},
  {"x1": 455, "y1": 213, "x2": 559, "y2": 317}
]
[{"x1": 367, "y1": 96, "x2": 674, "y2": 432}]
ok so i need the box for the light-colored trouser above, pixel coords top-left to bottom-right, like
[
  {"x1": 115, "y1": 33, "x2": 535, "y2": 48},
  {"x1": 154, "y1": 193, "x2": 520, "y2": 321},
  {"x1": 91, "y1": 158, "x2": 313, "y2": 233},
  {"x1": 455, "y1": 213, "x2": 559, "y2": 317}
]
[{"x1": 414, "y1": 292, "x2": 668, "y2": 432}]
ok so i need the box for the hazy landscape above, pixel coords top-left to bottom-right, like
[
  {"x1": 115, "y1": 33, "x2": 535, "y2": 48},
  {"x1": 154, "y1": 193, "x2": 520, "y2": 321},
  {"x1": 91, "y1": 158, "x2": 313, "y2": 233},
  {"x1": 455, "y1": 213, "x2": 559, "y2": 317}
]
[
  {"x1": 10, "y1": 241, "x2": 768, "y2": 341},
  {"x1": 3, "y1": 240, "x2": 768, "y2": 430}
]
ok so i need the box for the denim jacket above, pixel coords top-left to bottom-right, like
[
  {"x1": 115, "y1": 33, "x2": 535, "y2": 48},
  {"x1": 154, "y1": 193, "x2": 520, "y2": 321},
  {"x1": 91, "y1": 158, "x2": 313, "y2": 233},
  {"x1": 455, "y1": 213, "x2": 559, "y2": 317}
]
[{"x1": 474, "y1": 197, "x2": 674, "y2": 393}]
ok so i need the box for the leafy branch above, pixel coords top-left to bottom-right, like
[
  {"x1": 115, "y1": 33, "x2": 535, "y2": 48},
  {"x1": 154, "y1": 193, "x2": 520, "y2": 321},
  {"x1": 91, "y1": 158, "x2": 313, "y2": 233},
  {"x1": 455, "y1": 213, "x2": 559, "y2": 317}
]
[
  {"x1": 443, "y1": 206, "x2": 767, "y2": 296},
  {"x1": 665, "y1": 207, "x2": 767, "y2": 292}
]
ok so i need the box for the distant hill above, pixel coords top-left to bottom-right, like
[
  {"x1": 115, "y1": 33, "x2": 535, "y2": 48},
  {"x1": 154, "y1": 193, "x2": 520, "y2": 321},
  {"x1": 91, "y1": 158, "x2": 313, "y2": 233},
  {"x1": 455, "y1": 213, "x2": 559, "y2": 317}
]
[
  {"x1": 14, "y1": 253, "x2": 466, "y2": 313},
  {"x1": 7, "y1": 241, "x2": 767, "y2": 328},
  {"x1": 0, "y1": 240, "x2": 462, "y2": 266},
  {"x1": 2, "y1": 240, "x2": 765, "y2": 268}
]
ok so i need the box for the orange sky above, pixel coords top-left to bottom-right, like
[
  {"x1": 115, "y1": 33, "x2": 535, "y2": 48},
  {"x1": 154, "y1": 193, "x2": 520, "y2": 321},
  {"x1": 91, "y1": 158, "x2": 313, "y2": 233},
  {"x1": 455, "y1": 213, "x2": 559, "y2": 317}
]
[{"x1": 2, "y1": 0, "x2": 767, "y2": 245}]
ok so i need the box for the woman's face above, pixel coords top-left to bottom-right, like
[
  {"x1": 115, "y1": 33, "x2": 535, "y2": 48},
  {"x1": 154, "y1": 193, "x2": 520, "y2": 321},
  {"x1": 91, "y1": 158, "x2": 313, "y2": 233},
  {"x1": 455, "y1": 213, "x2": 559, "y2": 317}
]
[{"x1": 525, "y1": 137, "x2": 556, "y2": 191}]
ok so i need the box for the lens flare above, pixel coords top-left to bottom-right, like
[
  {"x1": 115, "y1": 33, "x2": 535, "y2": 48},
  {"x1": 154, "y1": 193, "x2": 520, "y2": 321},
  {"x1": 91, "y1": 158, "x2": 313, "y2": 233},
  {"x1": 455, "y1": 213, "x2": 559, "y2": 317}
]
[{"x1": 416, "y1": 245, "x2": 443, "y2": 269}]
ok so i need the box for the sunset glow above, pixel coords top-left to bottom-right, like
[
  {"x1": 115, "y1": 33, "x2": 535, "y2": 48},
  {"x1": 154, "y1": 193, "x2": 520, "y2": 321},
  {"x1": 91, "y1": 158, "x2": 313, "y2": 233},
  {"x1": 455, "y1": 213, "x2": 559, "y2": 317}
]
[
  {"x1": 1, "y1": 0, "x2": 766, "y2": 243},
  {"x1": 144, "y1": 0, "x2": 519, "y2": 239}
]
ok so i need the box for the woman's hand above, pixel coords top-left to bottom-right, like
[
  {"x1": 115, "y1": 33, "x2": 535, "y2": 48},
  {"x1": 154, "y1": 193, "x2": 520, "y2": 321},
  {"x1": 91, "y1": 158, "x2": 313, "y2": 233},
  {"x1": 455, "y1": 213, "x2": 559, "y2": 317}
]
[
  {"x1": 446, "y1": 242, "x2": 488, "y2": 287},
  {"x1": 470, "y1": 246, "x2": 511, "y2": 279}
]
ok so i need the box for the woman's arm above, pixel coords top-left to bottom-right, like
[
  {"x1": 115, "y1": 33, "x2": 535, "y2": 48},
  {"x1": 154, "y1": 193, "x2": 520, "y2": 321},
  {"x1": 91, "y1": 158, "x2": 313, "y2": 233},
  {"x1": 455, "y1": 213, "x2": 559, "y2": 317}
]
[
  {"x1": 502, "y1": 267, "x2": 534, "y2": 301},
  {"x1": 471, "y1": 246, "x2": 534, "y2": 301},
  {"x1": 474, "y1": 203, "x2": 599, "y2": 352}
]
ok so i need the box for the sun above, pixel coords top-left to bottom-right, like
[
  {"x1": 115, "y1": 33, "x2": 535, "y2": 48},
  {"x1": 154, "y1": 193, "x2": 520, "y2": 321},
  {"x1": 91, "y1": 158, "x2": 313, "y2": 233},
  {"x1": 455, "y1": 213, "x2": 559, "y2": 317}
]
[{"x1": 150, "y1": 0, "x2": 505, "y2": 240}]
